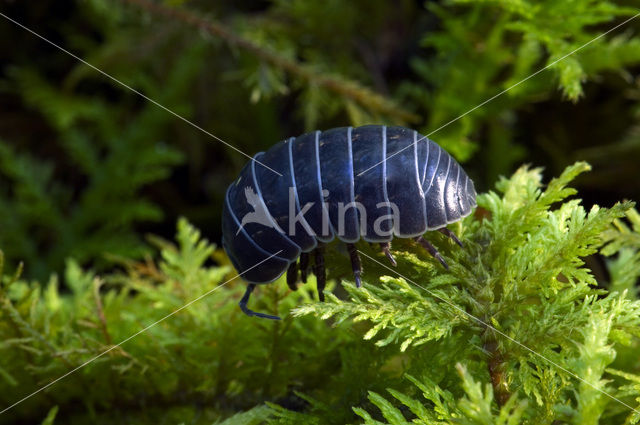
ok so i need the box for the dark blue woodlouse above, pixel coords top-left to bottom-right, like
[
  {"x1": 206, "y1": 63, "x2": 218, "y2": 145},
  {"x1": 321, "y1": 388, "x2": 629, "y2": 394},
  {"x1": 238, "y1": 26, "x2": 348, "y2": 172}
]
[{"x1": 222, "y1": 125, "x2": 477, "y2": 319}]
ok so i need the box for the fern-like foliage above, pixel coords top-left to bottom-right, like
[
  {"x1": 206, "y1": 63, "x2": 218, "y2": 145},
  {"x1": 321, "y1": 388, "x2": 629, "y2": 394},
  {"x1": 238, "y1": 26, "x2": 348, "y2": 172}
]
[
  {"x1": 402, "y1": 0, "x2": 640, "y2": 175},
  {"x1": 1, "y1": 164, "x2": 640, "y2": 424},
  {"x1": 120, "y1": 0, "x2": 640, "y2": 173},
  {"x1": 0, "y1": 219, "x2": 374, "y2": 424},
  {"x1": 292, "y1": 162, "x2": 640, "y2": 423},
  {"x1": 0, "y1": 53, "x2": 188, "y2": 277},
  {"x1": 353, "y1": 365, "x2": 528, "y2": 425},
  {"x1": 602, "y1": 208, "x2": 640, "y2": 299}
]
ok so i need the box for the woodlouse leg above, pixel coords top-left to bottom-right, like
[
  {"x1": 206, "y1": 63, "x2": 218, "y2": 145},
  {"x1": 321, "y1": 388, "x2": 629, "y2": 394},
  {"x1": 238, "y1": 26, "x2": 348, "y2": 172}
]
[
  {"x1": 313, "y1": 245, "x2": 326, "y2": 301},
  {"x1": 439, "y1": 228, "x2": 463, "y2": 247},
  {"x1": 379, "y1": 242, "x2": 397, "y2": 267},
  {"x1": 346, "y1": 243, "x2": 362, "y2": 288},
  {"x1": 299, "y1": 252, "x2": 310, "y2": 283},
  {"x1": 286, "y1": 261, "x2": 298, "y2": 291},
  {"x1": 239, "y1": 284, "x2": 281, "y2": 320},
  {"x1": 415, "y1": 236, "x2": 449, "y2": 270}
]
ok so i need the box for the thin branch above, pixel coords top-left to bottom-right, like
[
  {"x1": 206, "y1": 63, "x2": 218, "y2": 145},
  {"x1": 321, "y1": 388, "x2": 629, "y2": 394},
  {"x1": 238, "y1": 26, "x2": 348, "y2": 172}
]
[
  {"x1": 93, "y1": 278, "x2": 112, "y2": 345},
  {"x1": 120, "y1": 0, "x2": 420, "y2": 124},
  {"x1": 483, "y1": 337, "x2": 510, "y2": 407}
]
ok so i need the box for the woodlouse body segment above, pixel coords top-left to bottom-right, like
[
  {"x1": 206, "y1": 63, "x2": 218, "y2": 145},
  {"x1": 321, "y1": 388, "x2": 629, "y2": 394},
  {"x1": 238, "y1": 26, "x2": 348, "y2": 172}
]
[{"x1": 222, "y1": 125, "x2": 477, "y2": 318}]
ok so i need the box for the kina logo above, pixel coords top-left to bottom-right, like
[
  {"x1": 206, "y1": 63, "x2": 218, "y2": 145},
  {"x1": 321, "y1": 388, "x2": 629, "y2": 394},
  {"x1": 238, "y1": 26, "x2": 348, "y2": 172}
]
[{"x1": 236, "y1": 186, "x2": 278, "y2": 235}]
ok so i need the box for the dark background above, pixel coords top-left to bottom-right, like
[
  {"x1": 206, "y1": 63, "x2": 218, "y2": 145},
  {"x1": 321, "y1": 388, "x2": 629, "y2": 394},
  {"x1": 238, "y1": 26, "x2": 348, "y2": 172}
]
[{"x1": 1, "y1": 0, "x2": 639, "y2": 279}]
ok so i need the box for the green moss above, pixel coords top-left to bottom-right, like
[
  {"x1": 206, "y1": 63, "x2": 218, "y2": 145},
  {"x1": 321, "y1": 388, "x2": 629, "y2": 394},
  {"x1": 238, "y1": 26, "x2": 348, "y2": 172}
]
[
  {"x1": 0, "y1": 163, "x2": 639, "y2": 424},
  {"x1": 2, "y1": 0, "x2": 640, "y2": 423}
]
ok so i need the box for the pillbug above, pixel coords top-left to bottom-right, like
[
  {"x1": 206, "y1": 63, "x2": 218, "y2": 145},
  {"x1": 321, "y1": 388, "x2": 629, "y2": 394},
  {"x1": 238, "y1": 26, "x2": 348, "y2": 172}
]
[{"x1": 222, "y1": 125, "x2": 477, "y2": 319}]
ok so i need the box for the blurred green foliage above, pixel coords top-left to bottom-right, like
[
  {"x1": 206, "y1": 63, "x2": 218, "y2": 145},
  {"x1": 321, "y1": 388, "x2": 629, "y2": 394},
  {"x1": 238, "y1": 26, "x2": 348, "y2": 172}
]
[{"x1": 2, "y1": 0, "x2": 640, "y2": 277}]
